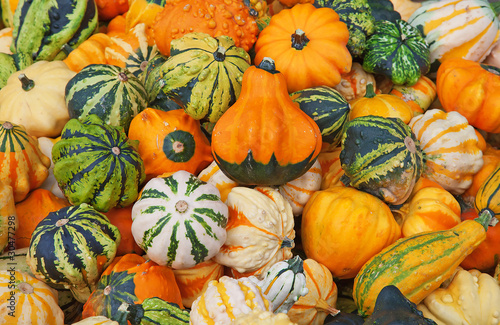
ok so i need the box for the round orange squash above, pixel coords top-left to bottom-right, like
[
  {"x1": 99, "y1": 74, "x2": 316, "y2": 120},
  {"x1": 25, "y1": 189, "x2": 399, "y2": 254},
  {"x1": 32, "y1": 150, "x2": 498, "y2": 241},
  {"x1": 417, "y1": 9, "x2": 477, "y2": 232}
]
[
  {"x1": 254, "y1": 3, "x2": 352, "y2": 93},
  {"x1": 103, "y1": 206, "x2": 144, "y2": 256},
  {"x1": 301, "y1": 186, "x2": 401, "y2": 279}
]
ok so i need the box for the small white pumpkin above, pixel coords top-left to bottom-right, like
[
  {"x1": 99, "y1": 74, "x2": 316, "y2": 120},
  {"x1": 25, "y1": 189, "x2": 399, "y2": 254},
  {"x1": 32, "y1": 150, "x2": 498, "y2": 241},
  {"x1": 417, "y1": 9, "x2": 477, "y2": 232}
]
[
  {"x1": 213, "y1": 186, "x2": 295, "y2": 279},
  {"x1": 131, "y1": 170, "x2": 228, "y2": 269},
  {"x1": 279, "y1": 160, "x2": 322, "y2": 216},
  {"x1": 190, "y1": 275, "x2": 272, "y2": 325},
  {"x1": 409, "y1": 109, "x2": 484, "y2": 195}
]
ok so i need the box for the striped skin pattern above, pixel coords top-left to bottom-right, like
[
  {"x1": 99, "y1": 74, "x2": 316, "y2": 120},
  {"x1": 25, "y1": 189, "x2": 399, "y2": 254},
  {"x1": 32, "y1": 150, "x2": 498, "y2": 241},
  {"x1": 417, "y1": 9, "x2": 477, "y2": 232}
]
[
  {"x1": 126, "y1": 297, "x2": 190, "y2": 324},
  {"x1": 314, "y1": 0, "x2": 376, "y2": 58},
  {"x1": 159, "y1": 32, "x2": 251, "y2": 122},
  {"x1": 287, "y1": 258, "x2": 339, "y2": 325},
  {"x1": 131, "y1": 170, "x2": 228, "y2": 269},
  {"x1": 52, "y1": 115, "x2": 146, "y2": 212},
  {"x1": 26, "y1": 204, "x2": 121, "y2": 303},
  {"x1": 0, "y1": 271, "x2": 64, "y2": 325},
  {"x1": 340, "y1": 115, "x2": 424, "y2": 205},
  {"x1": 65, "y1": 64, "x2": 148, "y2": 133},
  {"x1": 475, "y1": 164, "x2": 500, "y2": 221},
  {"x1": 409, "y1": 109, "x2": 483, "y2": 195},
  {"x1": 190, "y1": 276, "x2": 271, "y2": 325},
  {"x1": 290, "y1": 86, "x2": 350, "y2": 147},
  {"x1": 353, "y1": 215, "x2": 490, "y2": 316},
  {"x1": 105, "y1": 23, "x2": 160, "y2": 78},
  {"x1": 0, "y1": 121, "x2": 50, "y2": 202},
  {"x1": 408, "y1": 0, "x2": 500, "y2": 65},
  {"x1": 363, "y1": 19, "x2": 430, "y2": 86},
  {"x1": 279, "y1": 160, "x2": 322, "y2": 216},
  {"x1": 0, "y1": 182, "x2": 16, "y2": 253},
  {"x1": 214, "y1": 187, "x2": 295, "y2": 279},
  {"x1": 11, "y1": 0, "x2": 98, "y2": 61}
]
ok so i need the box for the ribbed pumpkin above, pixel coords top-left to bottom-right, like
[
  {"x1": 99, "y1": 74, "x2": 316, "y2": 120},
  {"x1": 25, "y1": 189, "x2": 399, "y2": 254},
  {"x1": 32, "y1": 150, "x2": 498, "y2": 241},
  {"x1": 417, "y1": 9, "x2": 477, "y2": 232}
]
[
  {"x1": 62, "y1": 33, "x2": 113, "y2": 72},
  {"x1": 340, "y1": 115, "x2": 424, "y2": 205},
  {"x1": 27, "y1": 204, "x2": 121, "y2": 303},
  {"x1": 290, "y1": 85, "x2": 350, "y2": 147},
  {"x1": 0, "y1": 181, "x2": 16, "y2": 252},
  {"x1": 436, "y1": 58, "x2": 500, "y2": 133},
  {"x1": 82, "y1": 253, "x2": 184, "y2": 320},
  {"x1": 153, "y1": 0, "x2": 259, "y2": 57},
  {"x1": 131, "y1": 170, "x2": 228, "y2": 269},
  {"x1": 301, "y1": 186, "x2": 401, "y2": 279},
  {"x1": 128, "y1": 108, "x2": 213, "y2": 179},
  {"x1": 409, "y1": 109, "x2": 484, "y2": 195},
  {"x1": 52, "y1": 115, "x2": 145, "y2": 212},
  {"x1": 0, "y1": 271, "x2": 64, "y2": 325},
  {"x1": 157, "y1": 32, "x2": 251, "y2": 122},
  {"x1": 0, "y1": 60, "x2": 76, "y2": 137},
  {"x1": 211, "y1": 58, "x2": 322, "y2": 186},
  {"x1": 254, "y1": 3, "x2": 352, "y2": 93},
  {"x1": 408, "y1": 0, "x2": 500, "y2": 66},
  {"x1": 190, "y1": 275, "x2": 271, "y2": 324},
  {"x1": 389, "y1": 76, "x2": 437, "y2": 115},
  {"x1": 65, "y1": 64, "x2": 148, "y2": 133},
  {"x1": 214, "y1": 187, "x2": 295, "y2": 279},
  {"x1": 14, "y1": 188, "x2": 70, "y2": 249},
  {"x1": 349, "y1": 83, "x2": 414, "y2": 124},
  {"x1": 172, "y1": 259, "x2": 225, "y2": 308},
  {"x1": 0, "y1": 121, "x2": 50, "y2": 202},
  {"x1": 141, "y1": 53, "x2": 171, "y2": 110},
  {"x1": 287, "y1": 259, "x2": 339, "y2": 325}
]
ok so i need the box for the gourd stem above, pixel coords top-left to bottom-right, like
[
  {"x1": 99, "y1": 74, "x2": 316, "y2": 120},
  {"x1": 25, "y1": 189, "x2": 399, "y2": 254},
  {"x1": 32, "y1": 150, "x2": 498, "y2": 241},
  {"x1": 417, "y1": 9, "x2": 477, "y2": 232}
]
[
  {"x1": 118, "y1": 72, "x2": 128, "y2": 82},
  {"x1": 280, "y1": 236, "x2": 294, "y2": 248},
  {"x1": 257, "y1": 57, "x2": 279, "y2": 74},
  {"x1": 480, "y1": 63, "x2": 500, "y2": 76},
  {"x1": 287, "y1": 255, "x2": 304, "y2": 273},
  {"x1": 18, "y1": 73, "x2": 35, "y2": 91},
  {"x1": 60, "y1": 43, "x2": 73, "y2": 55},
  {"x1": 2, "y1": 122, "x2": 13, "y2": 130},
  {"x1": 315, "y1": 298, "x2": 340, "y2": 316},
  {"x1": 291, "y1": 29, "x2": 309, "y2": 50},
  {"x1": 476, "y1": 209, "x2": 497, "y2": 231},
  {"x1": 364, "y1": 82, "x2": 376, "y2": 98},
  {"x1": 213, "y1": 45, "x2": 226, "y2": 62}
]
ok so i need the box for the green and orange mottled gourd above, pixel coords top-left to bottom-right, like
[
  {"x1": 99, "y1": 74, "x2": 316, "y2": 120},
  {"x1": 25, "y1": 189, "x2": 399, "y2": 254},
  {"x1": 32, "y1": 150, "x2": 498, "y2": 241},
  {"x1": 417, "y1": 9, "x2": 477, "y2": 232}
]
[{"x1": 353, "y1": 211, "x2": 495, "y2": 316}]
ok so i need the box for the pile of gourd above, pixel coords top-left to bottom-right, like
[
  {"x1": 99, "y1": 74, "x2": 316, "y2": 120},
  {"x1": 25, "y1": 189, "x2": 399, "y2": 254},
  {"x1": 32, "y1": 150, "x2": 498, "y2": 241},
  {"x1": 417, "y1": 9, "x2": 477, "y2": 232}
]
[{"x1": 1, "y1": 0, "x2": 500, "y2": 324}]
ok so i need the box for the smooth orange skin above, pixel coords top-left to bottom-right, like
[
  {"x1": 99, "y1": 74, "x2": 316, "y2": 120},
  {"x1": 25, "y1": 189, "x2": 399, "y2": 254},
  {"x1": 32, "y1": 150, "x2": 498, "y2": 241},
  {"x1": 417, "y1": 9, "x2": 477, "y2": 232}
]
[
  {"x1": 63, "y1": 33, "x2": 112, "y2": 72},
  {"x1": 254, "y1": 3, "x2": 352, "y2": 93},
  {"x1": 437, "y1": 58, "x2": 500, "y2": 133},
  {"x1": 95, "y1": 0, "x2": 129, "y2": 21},
  {"x1": 349, "y1": 93, "x2": 414, "y2": 124}
]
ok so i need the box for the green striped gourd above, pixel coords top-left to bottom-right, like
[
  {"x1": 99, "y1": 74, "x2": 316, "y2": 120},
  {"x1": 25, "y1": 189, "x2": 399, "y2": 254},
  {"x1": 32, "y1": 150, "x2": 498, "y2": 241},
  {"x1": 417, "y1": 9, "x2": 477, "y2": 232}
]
[
  {"x1": 158, "y1": 32, "x2": 251, "y2": 123},
  {"x1": 65, "y1": 64, "x2": 148, "y2": 133},
  {"x1": 0, "y1": 52, "x2": 32, "y2": 89},
  {"x1": 313, "y1": 0, "x2": 376, "y2": 58},
  {"x1": 131, "y1": 170, "x2": 228, "y2": 269},
  {"x1": 340, "y1": 115, "x2": 424, "y2": 205},
  {"x1": 11, "y1": 0, "x2": 98, "y2": 61},
  {"x1": 52, "y1": 115, "x2": 146, "y2": 212},
  {"x1": 353, "y1": 211, "x2": 495, "y2": 316},
  {"x1": 290, "y1": 86, "x2": 350, "y2": 147},
  {"x1": 408, "y1": 0, "x2": 500, "y2": 68},
  {"x1": 26, "y1": 203, "x2": 121, "y2": 303},
  {"x1": 115, "y1": 297, "x2": 190, "y2": 325},
  {"x1": 475, "y1": 164, "x2": 500, "y2": 221},
  {"x1": 362, "y1": 19, "x2": 430, "y2": 86},
  {"x1": 251, "y1": 256, "x2": 309, "y2": 314}
]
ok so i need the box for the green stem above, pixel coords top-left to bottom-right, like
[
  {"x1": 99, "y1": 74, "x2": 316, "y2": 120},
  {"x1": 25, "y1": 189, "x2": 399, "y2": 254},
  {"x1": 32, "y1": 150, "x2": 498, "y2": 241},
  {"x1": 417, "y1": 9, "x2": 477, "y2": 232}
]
[
  {"x1": 18, "y1": 73, "x2": 34, "y2": 91},
  {"x1": 476, "y1": 208, "x2": 498, "y2": 232},
  {"x1": 364, "y1": 82, "x2": 376, "y2": 98},
  {"x1": 60, "y1": 43, "x2": 73, "y2": 55}
]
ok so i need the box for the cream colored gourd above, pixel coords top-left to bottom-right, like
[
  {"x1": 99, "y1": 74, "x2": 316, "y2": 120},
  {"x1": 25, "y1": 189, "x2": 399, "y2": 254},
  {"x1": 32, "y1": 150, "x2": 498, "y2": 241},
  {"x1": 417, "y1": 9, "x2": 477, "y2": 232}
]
[
  {"x1": 71, "y1": 316, "x2": 119, "y2": 325},
  {"x1": 409, "y1": 109, "x2": 483, "y2": 195},
  {"x1": 279, "y1": 160, "x2": 322, "y2": 216},
  {"x1": 214, "y1": 187, "x2": 295, "y2": 279},
  {"x1": 198, "y1": 161, "x2": 238, "y2": 203},
  {"x1": 0, "y1": 270, "x2": 64, "y2": 324},
  {"x1": 0, "y1": 61, "x2": 76, "y2": 138},
  {"x1": 231, "y1": 309, "x2": 297, "y2": 325},
  {"x1": 417, "y1": 268, "x2": 500, "y2": 325},
  {"x1": 190, "y1": 275, "x2": 272, "y2": 325}
]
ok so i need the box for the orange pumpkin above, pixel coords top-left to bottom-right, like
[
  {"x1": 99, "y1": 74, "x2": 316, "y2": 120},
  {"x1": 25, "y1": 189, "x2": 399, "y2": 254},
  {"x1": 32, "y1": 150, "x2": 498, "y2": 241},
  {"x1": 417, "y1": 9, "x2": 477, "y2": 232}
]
[
  {"x1": 172, "y1": 259, "x2": 225, "y2": 308},
  {"x1": 95, "y1": 0, "x2": 129, "y2": 21},
  {"x1": 126, "y1": 0, "x2": 166, "y2": 39},
  {"x1": 14, "y1": 189, "x2": 69, "y2": 249},
  {"x1": 128, "y1": 108, "x2": 213, "y2": 180},
  {"x1": 436, "y1": 58, "x2": 500, "y2": 133},
  {"x1": 62, "y1": 33, "x2": 113, "y2": 72},
  {"x1": 254, "y1": 3, "x2": 352, "y2": 93},
  {"x1": 152, "y1": 0, "x2": 259, "y2": 56},
  {"x1": 460, "y1": 208, "x2": 500, "y2": 272},
  {"x1": 103, "y1": 206, "x2": 144, "y2": 256},
  {"x1": 301, "y1": 186, "x2": 401, "y2": 279}
]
